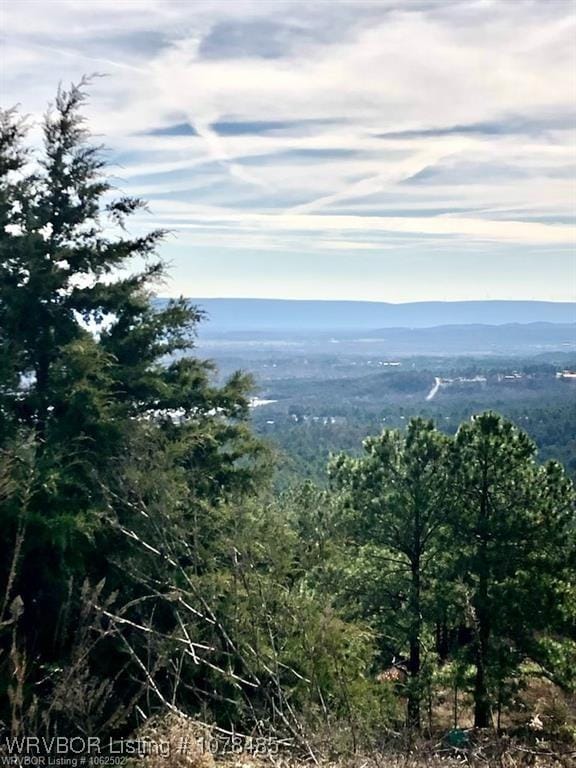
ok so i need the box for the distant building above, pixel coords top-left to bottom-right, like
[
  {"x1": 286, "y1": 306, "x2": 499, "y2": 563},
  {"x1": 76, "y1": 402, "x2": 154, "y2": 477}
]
[{"x1": 556, "y1": 370, "x2": 576, "y2": 380}]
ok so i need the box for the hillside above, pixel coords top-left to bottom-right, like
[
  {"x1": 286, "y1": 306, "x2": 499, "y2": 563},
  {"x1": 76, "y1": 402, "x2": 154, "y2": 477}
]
[{"x1": 172, "y1": 298, "x2": 576, "y2": 331}]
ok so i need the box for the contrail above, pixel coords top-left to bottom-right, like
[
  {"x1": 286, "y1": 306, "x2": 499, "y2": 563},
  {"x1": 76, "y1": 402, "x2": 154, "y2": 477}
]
[
  {"x1": 9, "y1": 39, "x2": 147, "y2": 74},
  {"x1": 289, "y1": 147, "x2": 458, "y2": 214}
]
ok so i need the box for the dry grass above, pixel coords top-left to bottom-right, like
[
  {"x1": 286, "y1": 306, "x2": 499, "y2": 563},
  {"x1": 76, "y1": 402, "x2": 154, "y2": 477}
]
[
  {"x1": 125, "y1": 713, "x2": 215, "y2": 768},
  {"x1": 126, "y1": 712, "x2": 575, "y2": 768}
]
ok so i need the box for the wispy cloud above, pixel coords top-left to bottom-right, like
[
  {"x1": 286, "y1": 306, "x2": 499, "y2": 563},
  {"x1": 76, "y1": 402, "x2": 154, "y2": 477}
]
[{"x1": 1, "y1": 0, "x2": 574, "y2": 300}]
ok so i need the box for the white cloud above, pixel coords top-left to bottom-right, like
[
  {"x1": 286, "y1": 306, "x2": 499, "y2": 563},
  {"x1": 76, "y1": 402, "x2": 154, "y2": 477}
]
[
  {"x1": 142, "y1": 203, "x2": 574, "y2": 244},
  {"x1": 1, "y1": 0, "x2": 575, "y2": 300}
]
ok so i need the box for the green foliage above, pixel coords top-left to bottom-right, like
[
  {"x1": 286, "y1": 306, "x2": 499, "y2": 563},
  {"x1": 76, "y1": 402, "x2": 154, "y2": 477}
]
[
  {"x1": 0, "y1": 82, "x2": 270, "y2": 733},
  {"x1": 329, "y1": 418, "x2": 452, "y2": 727},
  {"x1": 449, "y1": 412, "x2": 576, "y2": 726},
  {"x1": 325, "y1": 413, "x2": 575, "y2": 731},
  {"x1": 0, "y1": 81, "x2": 574, "y2": 749}
]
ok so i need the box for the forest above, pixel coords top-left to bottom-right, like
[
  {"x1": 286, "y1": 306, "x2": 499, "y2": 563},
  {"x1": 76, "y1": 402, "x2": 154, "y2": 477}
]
[
  {"x1": 248, "y1": 372, "x2": 576, "y2": 487},
  {"x1": 0, "y1": 84, "x2": 575, "y2": 768}
]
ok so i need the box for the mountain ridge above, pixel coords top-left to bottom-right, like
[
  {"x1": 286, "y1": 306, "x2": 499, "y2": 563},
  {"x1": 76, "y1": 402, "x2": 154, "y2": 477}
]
[{"x1": 156, "y1": 298, "x2": 576, "y2": 331}]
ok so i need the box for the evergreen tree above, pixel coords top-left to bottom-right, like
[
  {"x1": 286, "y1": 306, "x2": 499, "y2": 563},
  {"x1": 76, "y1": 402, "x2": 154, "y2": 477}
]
[
  {"x1": 329, "y1": 418, "x2": 451, "y2": 728},
  {"x1": 0, "y1": 81, "x2": 267, "y2": 727},
  {"x1": 450, "y1": 412, "x2": 575, "y2": 727}
]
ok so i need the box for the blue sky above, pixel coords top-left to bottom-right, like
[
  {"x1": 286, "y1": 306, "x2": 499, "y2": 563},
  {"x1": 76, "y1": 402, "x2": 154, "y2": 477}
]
[{"x1": 1, "y1": 0, "x2": 575, "y2": 301}]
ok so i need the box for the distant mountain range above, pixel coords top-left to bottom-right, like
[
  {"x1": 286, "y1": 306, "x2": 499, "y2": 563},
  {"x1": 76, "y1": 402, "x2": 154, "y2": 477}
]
[{"x1": 165, "y1": 299, "x2": 576, "y2": 332}]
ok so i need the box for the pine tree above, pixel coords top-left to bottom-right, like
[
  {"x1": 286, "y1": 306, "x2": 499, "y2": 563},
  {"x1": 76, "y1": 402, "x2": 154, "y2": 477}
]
[
  {"x1": 450, "y1": 412, "x2": 575, "y2": 728},
  {"x1": 330, "y1": 418, "x2": 451, "y2": 728}
]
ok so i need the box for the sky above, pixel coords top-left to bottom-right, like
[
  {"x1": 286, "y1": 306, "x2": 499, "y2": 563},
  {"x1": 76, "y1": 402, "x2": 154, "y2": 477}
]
[{"x1": 1, "y1": 0, "x2": 575, "y2": 302}]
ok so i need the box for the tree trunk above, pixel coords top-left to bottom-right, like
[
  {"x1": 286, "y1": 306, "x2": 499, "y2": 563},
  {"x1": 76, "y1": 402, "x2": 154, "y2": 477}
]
[
  {"x1": 407, "y1": 548, "x2": 422, "y2": 729},
  {"x1": 35, "y1": 356, "x2": 50, "y2": 442},
  {"x1": 473, "y1": 618, "x2": 491, "y2": 727},
  {"x1": 473, "y1": 468, "x2": 491, "y2": 728}
]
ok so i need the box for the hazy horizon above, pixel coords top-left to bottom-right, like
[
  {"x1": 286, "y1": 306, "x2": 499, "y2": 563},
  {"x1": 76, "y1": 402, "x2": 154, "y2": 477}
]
[{"x1": 159, "y1": 295, "x2": 576, "y2": 305}]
